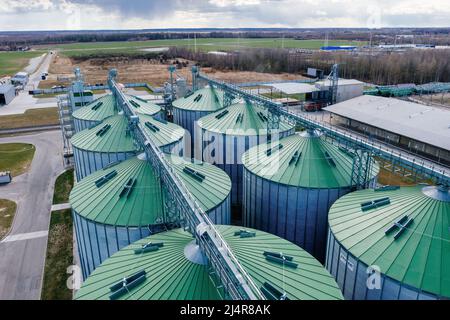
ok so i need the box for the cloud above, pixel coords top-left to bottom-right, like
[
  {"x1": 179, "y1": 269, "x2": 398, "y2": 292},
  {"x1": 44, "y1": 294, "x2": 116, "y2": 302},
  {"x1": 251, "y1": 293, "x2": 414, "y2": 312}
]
[{"x1": 0, "y1": 0, "x2": 449, "y2": 30}]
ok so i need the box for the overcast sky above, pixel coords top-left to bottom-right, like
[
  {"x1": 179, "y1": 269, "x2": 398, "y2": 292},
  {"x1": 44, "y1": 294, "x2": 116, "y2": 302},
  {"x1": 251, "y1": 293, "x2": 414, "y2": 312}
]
[{"x1": 0, "y1": 0, "x2": 449, "y2": 31}]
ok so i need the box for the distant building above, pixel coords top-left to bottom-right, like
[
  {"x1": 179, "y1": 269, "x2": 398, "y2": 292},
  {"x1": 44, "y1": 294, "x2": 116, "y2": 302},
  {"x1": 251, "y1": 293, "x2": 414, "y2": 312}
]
[
  {"x1": 315, "y1": 78, "x2": 364, "y2": 103},
  {"x1": 0, "y1": 84, "x2": 16, "y2": 105},
  {"x1": 320, "y1": 46, "x2": 357, "y2": 51},
  {"x1": 324, "y1": 95, "x2": 450, "y2": 165},
  {"x1": 0, "y1": 172, "x2": 12, "y2": 185},
  {"x1": 11, "y1": 72, "x2": 29, "y2": 86}
]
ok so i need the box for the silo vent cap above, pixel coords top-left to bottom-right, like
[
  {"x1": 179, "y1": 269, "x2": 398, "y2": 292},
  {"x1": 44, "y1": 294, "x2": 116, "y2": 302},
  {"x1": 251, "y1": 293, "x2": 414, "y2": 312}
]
[
  {"x1": 109, "y1": 270, "x2": 147, "y2": 300},
  {"x1": 385, "y1": 215, "x2": 414, "y2": 240}
]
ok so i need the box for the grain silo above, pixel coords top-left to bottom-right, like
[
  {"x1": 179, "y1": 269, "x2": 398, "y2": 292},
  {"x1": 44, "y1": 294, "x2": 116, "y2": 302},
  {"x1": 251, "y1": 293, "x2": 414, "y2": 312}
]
[
  {"x1": 242, "y1": 131, "x2": 379, "y2": 262},
  {"x1": 71, "y1": 114, "x2": 137, "y2": 181},
  {"x1": 72, "y1": 94, "x2": 117, "y2": 133},
  {"x1": 172, "y1": 86, "x2": 225, "y2": 144},
  {"x1": 197, "y1": 100, "x2": 294, "y2": 217},
  {"x1": 75, "y1": 226, "x2": 344, "y2": 300},
  {"x1": 71, "y1": 152, "x2": 232, "y2": 278},
  {"x1": 70, "y1": 155, "x2": 165, "y2": 279},
  {"x1": 138, "y1": 113, "x2": 185, "y2": 156},
  {"x1": 125, "y1": 94, "x2": 161, "y2": 117},
  {"x1": 72, "y1": 94, "x2": 161, "y2": 133},
  {"x1": 164, "y1": 154, "x2": 231, "y2": 225},
  {"x1": 327, "y1": 185, "x2": 450, "y2": 300}
]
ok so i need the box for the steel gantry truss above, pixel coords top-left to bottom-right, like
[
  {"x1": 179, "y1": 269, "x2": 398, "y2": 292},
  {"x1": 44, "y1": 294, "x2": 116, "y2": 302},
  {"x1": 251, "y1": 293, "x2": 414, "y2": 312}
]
[
  {"x1": 193, "y1": 68, "x2": 450, "y2": 188},
  {"x1": 107, "y1": 69, "x2": 264, "y2": 301}
]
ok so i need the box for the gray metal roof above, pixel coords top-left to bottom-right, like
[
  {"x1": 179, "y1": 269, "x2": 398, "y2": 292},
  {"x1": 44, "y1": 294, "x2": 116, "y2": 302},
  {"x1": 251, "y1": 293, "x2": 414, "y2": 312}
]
[
  {"x1": 271, "y1": 82, "x2": 319, "y2": 95},
  {"x1": 0, "y1": 84, "x2": 14, "y2": 94},
  {"x1": 324, "y1": 95, "x2": 450, "y2": 150},
  {"x1": 316, "y1": 79, "x2": 364, "y2": 87}
]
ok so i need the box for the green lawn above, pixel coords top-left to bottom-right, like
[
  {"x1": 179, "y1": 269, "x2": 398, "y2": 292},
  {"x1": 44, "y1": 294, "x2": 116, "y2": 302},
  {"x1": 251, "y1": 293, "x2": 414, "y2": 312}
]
[
  {"x1": 41, "y1": 209, "x2": 73, "y2": 300},
  {"x1": 0, "y1": 107, "x2": 59, "y2": 130},
  {"x1": 0, "y1": 51, "x2": 45, "y2": 77},
  {"x1": 45, "y1": 38, "x2": 366, "y2": 58},
  {"x1": 0, "y1": 199, "x2": 17, "y2": 240},
  {"x1": 0, "y1": 143, "x2": 35, "y2": 177},
  {"x1": 53, "y1": 169, "x2": 74, "y2": 205}
]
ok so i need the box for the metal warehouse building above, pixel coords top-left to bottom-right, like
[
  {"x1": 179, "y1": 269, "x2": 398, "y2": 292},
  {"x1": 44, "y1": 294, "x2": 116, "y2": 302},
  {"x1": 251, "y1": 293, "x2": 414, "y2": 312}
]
[
  {"x1": 242, "y1": 131, "x2": 379, "y2": 261},
  {"x1": 327, "y1": 185, "x2": 450, "y2": 300},
  {"x1": 316, "y1": 79, "x2": 364, "y2": 103},
  {"x1": 0, "y1": 84, "x2": 15, "y2": 105},
  {"x1": 75, "y1": 226, "x2": 344, "y2": 300},
  {"x1": 324, "y1": 95, "x2": 450, "y2": 165}
]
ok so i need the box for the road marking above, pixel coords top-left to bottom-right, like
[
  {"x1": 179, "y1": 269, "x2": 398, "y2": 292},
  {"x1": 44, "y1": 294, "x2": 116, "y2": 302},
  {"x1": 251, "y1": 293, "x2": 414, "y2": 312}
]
[
  {"x1": 1, "y1": 230, "x2": 48, "y2": 243},
  {"x1": 51, "y1": 203, "x2": 71, "y2": 211}
]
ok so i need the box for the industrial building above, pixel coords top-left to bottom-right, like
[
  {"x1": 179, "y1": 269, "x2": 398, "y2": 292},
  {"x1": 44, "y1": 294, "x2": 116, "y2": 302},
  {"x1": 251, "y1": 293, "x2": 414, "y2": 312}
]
[
  {"x1": 315, "y1": 78, "x2": 364, "y2": 103},
  {"x1": 0, "y1": 84, "x2": 15, "y2": 105},
  {"x1": 75, "y1": 226, "x2": 344, "y2": 300},
  {"x1": 242, "y1": 131, "x2": 379, "y2": 261},
  {"x1": 326, "y1": 185, "x2": 450, "y2": 300},
  {"x1": 10, "y1": 72, "x2": 28, "y2": 86},
  {"x1": 324, "y1": 95, "x2": 450, "y2": 165},
  {"x1": 196, "y1": 100, "x2": 294, "y2": 217}
]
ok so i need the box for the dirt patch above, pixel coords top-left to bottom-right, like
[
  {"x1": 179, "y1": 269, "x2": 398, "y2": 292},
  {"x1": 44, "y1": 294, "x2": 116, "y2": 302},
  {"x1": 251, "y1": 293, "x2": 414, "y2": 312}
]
[
  {"x1": 0, "y1": 199, "x2": 17, "y2": 240},
  {"x1": 42, "y1": 55, "x2": 307, "y2": 89}
]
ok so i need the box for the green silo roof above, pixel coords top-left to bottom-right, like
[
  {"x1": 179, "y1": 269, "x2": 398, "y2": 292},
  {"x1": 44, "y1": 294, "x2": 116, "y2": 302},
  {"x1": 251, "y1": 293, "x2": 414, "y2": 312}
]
[
  {"x1": 70, "y1": 115, "x2": 136, "y2": 153},
  {"x1": 172, "y1": 87, "x2": 225, "y2": 112},
  {"x1": 328, "y1": 185, "x2": 450, "y2": 298},
  {"x1": 138, "y1": 114, "x2": 185, "y2": 148},
  {"x1": 126, "y1": 95, "x2": 161, "y2": 116},
  {"x1": 217, "y1": 225, "x2": 344, "y2": 300},
  {"x1": 75, "y1": 229, "x2": 221, "y2": 300},
  {"x1": 165, "y1": 154, "x2": 231, "y2": 212},
  {"x1": 197, "y1": 101, "x2": 294, "y2": 136},
  {"x1": 69, "y1": 156, "x2": 163, "y2": 227},
  {"x1": 242, "y1": 133, "x2": 379, "y2": 188},
  {"x1": 72, "y1": 94, "x2": 117, "y2": 122}
]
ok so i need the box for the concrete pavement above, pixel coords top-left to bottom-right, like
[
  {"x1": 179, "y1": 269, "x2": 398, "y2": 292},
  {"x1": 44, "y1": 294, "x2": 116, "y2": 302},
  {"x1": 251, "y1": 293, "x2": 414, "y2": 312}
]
[{"x1": 0, "y1": 131, "x2": 64, "y2": 299}]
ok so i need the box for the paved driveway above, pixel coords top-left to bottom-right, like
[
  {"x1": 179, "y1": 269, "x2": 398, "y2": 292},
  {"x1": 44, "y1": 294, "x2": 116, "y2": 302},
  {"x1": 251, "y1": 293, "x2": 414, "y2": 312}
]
[{"x1": 0, "y1": 130, "x2": 63, "y2": 299}]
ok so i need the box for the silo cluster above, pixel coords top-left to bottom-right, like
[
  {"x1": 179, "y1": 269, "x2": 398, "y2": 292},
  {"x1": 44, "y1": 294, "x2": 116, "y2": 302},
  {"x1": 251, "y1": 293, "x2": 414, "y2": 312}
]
[{"x1": 76, "y1": 226, "x2": 343, "y2": 300}]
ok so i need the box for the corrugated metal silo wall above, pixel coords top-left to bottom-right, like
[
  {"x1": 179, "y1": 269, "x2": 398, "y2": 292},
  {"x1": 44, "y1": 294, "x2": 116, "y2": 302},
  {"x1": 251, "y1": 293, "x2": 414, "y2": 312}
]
[
  {"x1": 72, "y1": 147, "x2": 135, "y2": 181},
  {"x1": 73, "y1": 118, "x2": 99, "y2": 133},
  {"x1": 160, "y1": 138, "x2": 184, "y2": 158},
  {"x1": 200, "y1": 129, "x2": 294, "y2": 207},
  {"x1": 242, "y1": 166, "x2": 351, "y2": 262},
  {"x1": 73, "y1": 195, "x2": 230, "y2": 280},
  {"x1": 73, "y1": 211, "x2": 152, "y2": 280},
  {"x1": 172, "y1": 108, "x2": 210, "y2": 154},
  {"x1": 206, "y1": 194, "x2": 231, "y2": 225},
  {"x1": 325, "y1": 230, "x2": 439, "y2": 300}
]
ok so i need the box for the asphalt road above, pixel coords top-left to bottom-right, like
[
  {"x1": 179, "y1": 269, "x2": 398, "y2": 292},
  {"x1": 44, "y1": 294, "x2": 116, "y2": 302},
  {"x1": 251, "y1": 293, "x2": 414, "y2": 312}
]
[{"x1": 0, "y1": 130, "x2": 63, "y2": 300}]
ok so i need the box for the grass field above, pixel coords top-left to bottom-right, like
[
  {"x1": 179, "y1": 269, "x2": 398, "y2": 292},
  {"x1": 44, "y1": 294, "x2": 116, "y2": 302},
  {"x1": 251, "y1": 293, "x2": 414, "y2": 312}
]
[
  {"x1": 0, "y1": 107, "x2": 59, "y2": 130},
  {"x1": 0, "y1": 51, "x2": 44, "y2": 77},
  {"x1": 46, "y1": 38, "x2": 366, "y2": 58},
  {"x1": 53, "y1": 169, "x2": 74, "y2": 205},
  {"x1": 41, "y1": 209, "x2": 73, "y2": 300},
  {"x1": 0, "y1": 199, "x2": 17, "y2": 240},
  {"x1": 0, "y1": 143, "x2": 35, "y2": 177}
]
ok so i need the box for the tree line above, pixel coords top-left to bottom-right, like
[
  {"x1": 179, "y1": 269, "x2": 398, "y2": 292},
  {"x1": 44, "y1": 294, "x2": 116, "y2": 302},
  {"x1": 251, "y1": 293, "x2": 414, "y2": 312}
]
[{"x1": 166, "y1": 47, "x2": 450, "y2": 85}]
